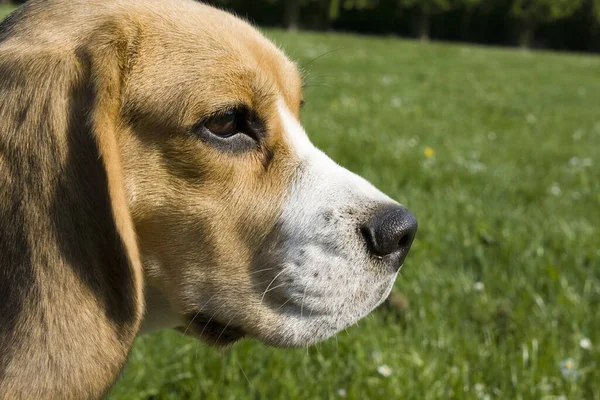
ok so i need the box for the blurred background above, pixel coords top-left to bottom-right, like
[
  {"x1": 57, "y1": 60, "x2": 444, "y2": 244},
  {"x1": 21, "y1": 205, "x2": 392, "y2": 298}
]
[
  {"x1": 2, "y1": 1, "x2": 598, "y2": 399},
  {"x1": 201, "y1": 0, "x2": 596, "y2": 51},
  {"x1": 4, "y1": 0, "x2": 600, "y2": 51}
]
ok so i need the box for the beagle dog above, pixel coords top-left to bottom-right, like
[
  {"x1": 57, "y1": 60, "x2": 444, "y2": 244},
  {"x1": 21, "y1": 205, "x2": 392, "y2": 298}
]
[{"x1": 0, "y1": 0, "x2": 417, "y2": 398}]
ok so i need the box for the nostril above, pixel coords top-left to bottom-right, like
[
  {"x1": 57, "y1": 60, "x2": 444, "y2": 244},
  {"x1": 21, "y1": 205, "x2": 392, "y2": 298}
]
[
  {"x1": 360, "y1": 225, "x2": 378, "y2": 255},
  {"x1": 361, "y1": 205, "x2": 418, "y2": 260},
  {"x1": 398, "y1": 232, "x2": 411, "y2": 249}
]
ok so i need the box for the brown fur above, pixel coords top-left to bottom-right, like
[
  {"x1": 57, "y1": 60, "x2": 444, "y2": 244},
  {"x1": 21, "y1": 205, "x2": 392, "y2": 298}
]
[{"x1": 0, "y1": 0, "x2": 304, "y2": 398}]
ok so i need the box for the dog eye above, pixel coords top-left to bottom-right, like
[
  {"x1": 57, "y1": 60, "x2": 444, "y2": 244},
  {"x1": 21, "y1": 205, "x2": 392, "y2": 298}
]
[
  {"x1": 191, "y1": 107, "x2": 264, "y2": 153},
  {"x1": 204, "y1": 110, "x2": 238, "y2": 138}
]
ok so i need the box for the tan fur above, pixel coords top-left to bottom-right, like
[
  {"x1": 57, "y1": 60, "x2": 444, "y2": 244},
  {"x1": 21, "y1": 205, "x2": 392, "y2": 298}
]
[
  {"x1": 0, "y1": 0, "x2": 304, "y2": 398},
  {"x1": 117, "y1": 1, "x2": 304, "y2": 341}
]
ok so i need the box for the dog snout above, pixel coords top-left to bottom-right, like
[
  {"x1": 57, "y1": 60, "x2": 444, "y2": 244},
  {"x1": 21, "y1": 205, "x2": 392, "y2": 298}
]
[{"x1": 361, "y1": 205, "x2": 418, "y2": 268}]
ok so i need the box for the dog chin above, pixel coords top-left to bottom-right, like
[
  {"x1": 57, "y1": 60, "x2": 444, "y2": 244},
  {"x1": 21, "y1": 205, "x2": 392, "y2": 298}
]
[
  {"x1": 178, "y1": 265, "x2": 396, "y2": 348},
  {"x1": 180, "y1": 311, "x2": 342, "y2": 348}
]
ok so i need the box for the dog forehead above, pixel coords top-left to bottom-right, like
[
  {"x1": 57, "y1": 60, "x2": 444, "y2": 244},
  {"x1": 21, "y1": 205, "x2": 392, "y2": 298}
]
[{"x1": 124, "y1": 1, "x2": 303, "y2": 124}]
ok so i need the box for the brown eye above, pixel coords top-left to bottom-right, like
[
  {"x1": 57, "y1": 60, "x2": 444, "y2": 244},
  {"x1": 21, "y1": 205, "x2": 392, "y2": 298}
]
[
  {"x1": 204, "y1": 110, "x2": 238, "y2": 138},
  {"x1": 300, "y1": 99, "x2": 306, "y2": 108},
  {"x1": 191, "y1": 106, "x2": 264, "y2": 153}
]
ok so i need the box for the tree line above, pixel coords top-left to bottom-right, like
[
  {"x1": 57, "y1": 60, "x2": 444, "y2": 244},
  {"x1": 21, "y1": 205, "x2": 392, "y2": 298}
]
[
  {"x1": 3, "y1": 0, "x2": 598, "y2": 52},
  {"x1": 206, "y1": 0, "x2": 600, "y2": 52}
]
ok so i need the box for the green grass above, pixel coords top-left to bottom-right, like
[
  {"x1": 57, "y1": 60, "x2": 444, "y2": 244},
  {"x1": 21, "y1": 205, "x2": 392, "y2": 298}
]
[
  {"x1": 0, "y1": 5, "x2": 14, "y2": 20},
  {"x1": 107, "y1": 32, "x2": 599, "y2": 399},
  {"x1": 2, "y1": 4, "x2": 599, "y2": 396}
]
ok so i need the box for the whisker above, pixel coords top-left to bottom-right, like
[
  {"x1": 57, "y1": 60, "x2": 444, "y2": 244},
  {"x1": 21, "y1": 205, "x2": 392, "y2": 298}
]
[
  {"x1": 315, "y1": 341, "x2": 323, "y2": 358},
  {"x1": 218, "y1": 351, "x2": 226, "y2": 398},
  {"x1": 182, "y1": 312, "x2": 201, "y2": 338},
  {"x1": 215, "y1": 312, "x2": 238, "y2": 344},
  {"x1": 301, "y1": 47, "x2": 345, "y2": 70},
  {"x1": 198, "y1": 310, "x2": 218, "y2": 341},
  {"x1": 198, "y1": 295, "x2": 232, "y2": 341},
  {"x1": 249, "y1": 266, "x2": 277, "y2": 276},
  {"x1": 259, "y1": 265, "x2": 291, "y2": 305},
  {"x1": 193, "y1": 309, "x2": 219, "y2": 362},
  {"x1": 182, "y1": 310, "x2": 202, "y2": 337},
  {"x1": 182, "y1": 288, "x2": 225, "y2": 336},
  {"x1": 254, "y1": 277, "x2": 286, "y2": 287},
  {"x1": 275, "y1": 297, "x2": 293, "y2": 311},
  {"x1": 237, "y1": 360, "x2": 255, "y2": 394},
  {"x1": 303, "y1": 82, "x2": 330, "y2": 89},
  {"x1": 263, "y1": 282, "x2": 286, "y2": 294},
  {"x1": 301, "y1": 282, "x2": 309, "y2": 319}
]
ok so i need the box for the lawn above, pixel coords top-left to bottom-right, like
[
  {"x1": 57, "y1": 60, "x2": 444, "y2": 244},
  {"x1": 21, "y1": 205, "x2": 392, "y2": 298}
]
[
  {"x1": 0, "y1": 5, "x2": 13, "y2": 19},
  {"x1": 108, "y1": 32, "x2": 599, "y2": 399},
  {"x1": 3, "y1": 6, "x2": 600, "y2": 399}
]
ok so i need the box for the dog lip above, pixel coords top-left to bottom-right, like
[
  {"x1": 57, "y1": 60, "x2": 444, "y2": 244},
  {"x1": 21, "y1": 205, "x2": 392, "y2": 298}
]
[{"x1": 182, "y1": 313, "x2": 245, "y2": 346}]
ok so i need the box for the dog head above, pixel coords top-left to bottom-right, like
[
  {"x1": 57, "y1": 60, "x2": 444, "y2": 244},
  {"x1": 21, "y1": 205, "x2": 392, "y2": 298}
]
[{"x1": 120, "y1": 1, "x2": 418, "y2": 347}]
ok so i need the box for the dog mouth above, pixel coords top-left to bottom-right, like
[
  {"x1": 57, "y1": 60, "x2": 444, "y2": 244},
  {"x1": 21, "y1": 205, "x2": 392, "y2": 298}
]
[{"x1": 180, "y1": 313, "x2": 245, "y2": 346}]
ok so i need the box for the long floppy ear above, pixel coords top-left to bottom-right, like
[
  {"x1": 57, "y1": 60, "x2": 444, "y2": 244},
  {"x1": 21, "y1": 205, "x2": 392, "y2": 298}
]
[{"x1": 0, "y1": 9, "x2": 144, "y2": 399}]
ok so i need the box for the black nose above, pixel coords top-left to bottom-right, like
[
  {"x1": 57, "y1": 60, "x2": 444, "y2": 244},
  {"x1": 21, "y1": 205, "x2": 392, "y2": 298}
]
[{"x1": 361, "y1": 205, "x2": 417, "y2": 267}]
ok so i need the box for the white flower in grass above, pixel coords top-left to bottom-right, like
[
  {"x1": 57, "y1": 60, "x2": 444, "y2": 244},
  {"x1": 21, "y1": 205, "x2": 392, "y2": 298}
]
[
  {"x1": 381, "y1": 75, "x2": 394, "y2": 86},
  {"x1": 390, "y1": 96, "x2": 402, "y2": 108},
  {"x1": 560, "y1": 358, "x2": 579, "y2": 381},
  {"x1": 473, "y1": 282, "x2": 485, "y2": 292},
  {"x1": 549, "y1": 184, "x2": 561, "y2": 197},
  {"x1": 580, "y1": 337, "x2": 592, "y2": 350},
  {"x1": 473, "y1": 383, "x2": 490, "y2": 400},
  {"x1": 568, "y1": 157, "x2": 580, "y2": 168},
  {"x1": 377, "y1": 364, "x2": 393, "y2": 377},
  {"x1": 569, "y1": 157, "x2": 593, "y2": 169},
  {"x1": 407, "y1": 137, "x2": 419, "y2": 148},
  {"x1": 337, "y1": 388, "x2": 347, "y2": 398}
]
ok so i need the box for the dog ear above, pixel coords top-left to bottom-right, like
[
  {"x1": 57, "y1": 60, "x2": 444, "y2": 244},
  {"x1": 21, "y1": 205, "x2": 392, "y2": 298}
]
[{"x1": 0, "y1": 15, "x2": 144, "y2": 399}]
